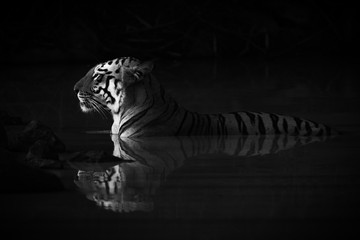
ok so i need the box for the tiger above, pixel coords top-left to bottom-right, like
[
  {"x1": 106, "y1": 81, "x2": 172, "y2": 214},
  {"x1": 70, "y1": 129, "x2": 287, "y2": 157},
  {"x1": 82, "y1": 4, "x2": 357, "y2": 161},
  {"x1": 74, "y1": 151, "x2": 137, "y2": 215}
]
[
  {"x1": 70, "y1": 134, "x2": 329, "y2": 213},
  {"x1": 74, "y1": 57, "x2": 338, "y2": 137}
]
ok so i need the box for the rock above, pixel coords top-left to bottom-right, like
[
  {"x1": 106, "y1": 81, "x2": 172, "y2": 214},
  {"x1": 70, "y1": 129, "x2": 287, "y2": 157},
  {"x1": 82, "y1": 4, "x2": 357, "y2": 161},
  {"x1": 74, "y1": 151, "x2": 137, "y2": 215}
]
[
  {"x1": 17, "y1": 121, "x2": 66, "y2": 153},
  {"x1": 2, "y1": 119, "x2": 66, "y2": 169},
  {"x1": 25, "y1": 139, "x2": 64, "y2": 169},
  {"x1": 0, "y1": 113, "x2": 66, "y2": 191},
  {"x1": 6, "y1": 120, "x2": 67, "y2": 168}
]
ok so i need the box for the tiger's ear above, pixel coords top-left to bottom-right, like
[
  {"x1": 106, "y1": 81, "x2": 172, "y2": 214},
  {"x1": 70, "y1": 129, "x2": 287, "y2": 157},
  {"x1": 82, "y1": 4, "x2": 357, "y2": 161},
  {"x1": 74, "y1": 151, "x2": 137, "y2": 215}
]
[{"x1": 132, "y1": 61, "x2": 154, "y2": 80}]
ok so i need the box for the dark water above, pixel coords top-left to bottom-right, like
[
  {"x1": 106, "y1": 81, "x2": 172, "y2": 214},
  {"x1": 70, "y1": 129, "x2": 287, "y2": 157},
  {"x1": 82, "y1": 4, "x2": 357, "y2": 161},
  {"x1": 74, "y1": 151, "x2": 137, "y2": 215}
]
[{"x1": 1, "y1": 57, "x2": 360, "y2": 239}]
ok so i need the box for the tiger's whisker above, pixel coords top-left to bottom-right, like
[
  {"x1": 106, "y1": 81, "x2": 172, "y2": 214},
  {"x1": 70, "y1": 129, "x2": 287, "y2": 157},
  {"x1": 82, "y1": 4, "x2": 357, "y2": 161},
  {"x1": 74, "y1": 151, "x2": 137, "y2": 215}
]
[
  {"x1": 95, "y1": 101, "x2": 110, "y2": 118},
  {"x1": 91, "y1": 98, "x2": 110, "y2": 117},
  {"x1": 93, "y1": 103, "x2": 108, "y2": 119},
  {"x1": 89, "y1": 99, "x2": 107, "y2": 119}
]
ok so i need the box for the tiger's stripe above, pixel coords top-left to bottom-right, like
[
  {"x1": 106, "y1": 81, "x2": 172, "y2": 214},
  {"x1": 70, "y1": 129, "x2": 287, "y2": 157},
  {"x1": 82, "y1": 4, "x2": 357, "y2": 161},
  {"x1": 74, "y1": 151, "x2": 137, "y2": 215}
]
[{"x1": 171, "y1": 111, "x2": 335, "y2": 137}]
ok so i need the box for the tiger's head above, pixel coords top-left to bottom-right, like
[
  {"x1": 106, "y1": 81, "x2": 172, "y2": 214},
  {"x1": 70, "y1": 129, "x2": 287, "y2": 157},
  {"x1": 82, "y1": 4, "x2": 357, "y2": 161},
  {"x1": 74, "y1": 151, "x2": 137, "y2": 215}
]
[{"x1": 73, "y1": 57, "x2": 153, "y2": 115}]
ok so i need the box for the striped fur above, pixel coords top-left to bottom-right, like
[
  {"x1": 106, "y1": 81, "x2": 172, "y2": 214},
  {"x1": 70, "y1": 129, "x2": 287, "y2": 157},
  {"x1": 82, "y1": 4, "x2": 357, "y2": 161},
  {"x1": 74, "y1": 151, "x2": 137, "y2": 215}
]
[{"x1": 74, "y1": 57, "x2": 337, "y2": 137}]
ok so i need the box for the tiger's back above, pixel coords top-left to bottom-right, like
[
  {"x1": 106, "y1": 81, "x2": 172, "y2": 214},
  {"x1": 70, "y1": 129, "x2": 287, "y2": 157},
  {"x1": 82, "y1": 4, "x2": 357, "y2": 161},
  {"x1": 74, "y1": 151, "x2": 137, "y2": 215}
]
[{"x1": 174, "y1": 111, "x2": 336, "y2": 137}]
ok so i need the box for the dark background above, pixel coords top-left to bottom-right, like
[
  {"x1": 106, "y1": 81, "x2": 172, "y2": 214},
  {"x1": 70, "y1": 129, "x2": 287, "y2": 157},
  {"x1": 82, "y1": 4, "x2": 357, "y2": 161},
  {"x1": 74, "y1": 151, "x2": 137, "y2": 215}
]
[{"x1": 1, "y1": 0, "x2": 358, "y2": 64}]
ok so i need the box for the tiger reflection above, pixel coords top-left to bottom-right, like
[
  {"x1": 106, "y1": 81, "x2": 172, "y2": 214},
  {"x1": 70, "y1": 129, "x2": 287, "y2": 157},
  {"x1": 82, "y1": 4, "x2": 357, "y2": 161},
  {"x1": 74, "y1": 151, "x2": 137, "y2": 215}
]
[
  {"x1": 72, "y1": 135, "x2": 329, "y2": 213},
  {"x1": 75, "y1": 163, "x2": 155, "y2": 212}
]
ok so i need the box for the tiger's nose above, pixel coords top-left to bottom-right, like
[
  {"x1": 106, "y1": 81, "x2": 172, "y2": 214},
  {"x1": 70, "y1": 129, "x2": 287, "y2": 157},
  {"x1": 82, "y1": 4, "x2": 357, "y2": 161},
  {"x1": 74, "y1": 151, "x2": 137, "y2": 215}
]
[{"x1": 74, "y1": 83, "x2": 81, "y2": 94}]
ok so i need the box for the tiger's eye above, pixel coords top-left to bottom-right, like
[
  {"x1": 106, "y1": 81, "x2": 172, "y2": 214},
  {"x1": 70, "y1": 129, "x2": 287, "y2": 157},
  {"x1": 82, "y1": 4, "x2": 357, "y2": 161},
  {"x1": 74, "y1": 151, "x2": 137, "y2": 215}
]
[
  {"x1": 91, "y1": 86, "x2": 99, "y2": 93},
  {"x1": 94, "y1": 74, "x2": 102, "y2": 82}
]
